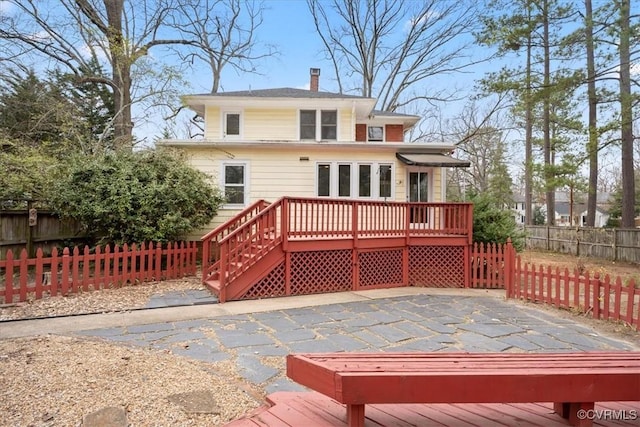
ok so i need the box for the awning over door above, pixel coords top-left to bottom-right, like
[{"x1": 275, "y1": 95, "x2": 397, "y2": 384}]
[{"x1": 395, "y1": 153, "x2": 470, "y2": 168}]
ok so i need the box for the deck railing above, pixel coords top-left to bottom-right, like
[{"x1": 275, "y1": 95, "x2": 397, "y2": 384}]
[
  {"x1": 284, "y1": 197, "x2": 473, "y2": 240},
  {"x1": 204, "y1": 197, "x2": 474, "y2": 291},
  {"x1": 201, "y1": 199, "x2": 269, "y2": 282}
]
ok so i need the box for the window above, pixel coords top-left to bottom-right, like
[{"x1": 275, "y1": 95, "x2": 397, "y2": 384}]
[
  {"x1": 368, "y1": 126, "x2": 383, "y2": 142},
  {"x1": 317, "y1": 163, "x2": 331, "y2": 197},
  {"x1": 379, "y1": 164, "x2": 392, "y2": 198},
  {"x1": 338, "y1": 164, "x2": 351, "y2": 197},
  {"x1": 222, "y1": 163, "x2": 247, "y2": 206},
  {"x1": 321, "y1": 110, "x2": 337, "y2": 140},
  {"x1": 224, "y1": 112, "x2": 240, "y2": 137},
  {"x1": 359, "y1": 164, "x2": 371, "y2": 197},
  {"x1": 300, "y1": 110, "x2": 337, "y2": 140},
  {"x1": 316, "y1": 161, "x2": 393, "y2": 199},
  {"x1": 300, "y1": 110, "x2": 316, "y2": 140}
]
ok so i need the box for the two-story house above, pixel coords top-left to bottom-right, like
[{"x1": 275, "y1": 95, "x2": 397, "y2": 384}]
[
  {"x1": 161, "y1": 68, "x2": 469, "y2": 238},
  {"x1": 160, "y1": 69, "x2": 472, "y2": 302}
]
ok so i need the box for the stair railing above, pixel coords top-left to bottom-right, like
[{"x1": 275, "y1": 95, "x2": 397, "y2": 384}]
[
  {"x1": 217, "y1": 198, "x2": 285, "y2": 293},
  {"x1": 201, "y1": 199, "x2": 269, "y2": 283}
]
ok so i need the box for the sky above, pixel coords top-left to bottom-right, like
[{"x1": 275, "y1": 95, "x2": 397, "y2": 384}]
[{"x1": 184, "y1": 0, "x2": 337, "y2": 95}]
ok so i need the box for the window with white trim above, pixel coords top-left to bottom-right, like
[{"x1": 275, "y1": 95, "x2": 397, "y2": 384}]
[
  {"x1": 367, "y1": 126, "x2": 383, "y2": 142},
  {"x1": 316, "y1": 162, "x2": 394, "y2": 199},
  {"x1": 222, "y1": 162, "x2": 248, "y2": 206},
  {"x1": 379, "y1": 164, "x2": 392, "y2": 198},
  {"x1": 300, "y1": 110, "x2": 337, "y2": 140},
  {"x1": 338, "y1": 164, "x2": 351, "y2": 197},
  {"x1": 317, "y1": 163, "x2": 331, "y2": 197},
  {"x1": 223, "y1": 112, "x2": 241, "y2": 138},
  {"x1": 358, "y1": 164, "x2": 371, "y2": 197}
]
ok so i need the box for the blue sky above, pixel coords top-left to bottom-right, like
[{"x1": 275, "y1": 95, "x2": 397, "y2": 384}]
[{"x1": 186, "y1": 0, "x2": 337, "y2": 94}]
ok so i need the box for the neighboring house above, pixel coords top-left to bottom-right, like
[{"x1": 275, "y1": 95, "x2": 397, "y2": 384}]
[
  {"x1": 511, "y1": 194, "x2": 526, "y2": 225},
  {"x1": 579, "y1": 207, "x2": 610, "y2": 228},
  {"x1": 161, "y1": 68, "x2": 470, "y2": 238}
]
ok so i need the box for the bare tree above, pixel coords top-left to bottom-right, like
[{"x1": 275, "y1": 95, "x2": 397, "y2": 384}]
[
  {"x1": 307, "y1": 0, "x2": 479, "y2": 111},
  {"x1": 0, "y1": 0, "x2": 197, "y2": 148},
  {"x1": 448, "y1": 103, "x2": 514, "y2": 205},
  {"x1": 172, "y1": 0, "x2": 275, "y2": 94}
]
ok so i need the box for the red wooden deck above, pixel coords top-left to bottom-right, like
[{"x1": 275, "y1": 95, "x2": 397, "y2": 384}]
[
  {"x1": 202, "y1": 197, "x2": 474, "y2": 302},
  {"x1": 226, "y1": 392, "x2": 640, "y2": 426}
]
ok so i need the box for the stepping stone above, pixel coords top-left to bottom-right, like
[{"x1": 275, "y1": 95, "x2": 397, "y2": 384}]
[
  {"x1": 167, "y1": 390, "x2": 220, "y2": 414},
  {"x1": 82, "y1": 406, "x2": 127, "y2": 427}
]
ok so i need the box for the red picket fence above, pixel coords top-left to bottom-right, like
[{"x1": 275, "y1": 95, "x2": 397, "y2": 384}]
[
  {"x1": 0, "y1": 241, "x2": 198, "y2": 305},
  {"x1": 470, "y1": 240, "x2": 640, "y2": 331},
  {"x1": 507, "y1": 257, "x2": 640, "y2": 331},
  {"x1": 470, "y1": 241, "x2": 512, "y2": 289}
]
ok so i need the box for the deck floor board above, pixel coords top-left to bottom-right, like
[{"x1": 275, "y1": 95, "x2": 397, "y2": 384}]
[{"x1": 225, "y1": 392, "x2": 640, "y2": 427}]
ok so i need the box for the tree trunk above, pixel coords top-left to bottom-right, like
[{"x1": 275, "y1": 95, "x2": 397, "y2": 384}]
[
  {"x1": 524, "y1": 2, "x2": 534, "y2": 226},
  {"x1": 543, "y1": 0, "x2": 554, "y2": 225},
  {"x1": 618, "y1": 0, "x2": 635, "y2": 228},
  {"x1": 104, "y1": 0, "x2": 133, "y2": 149},
  {"x1": 585, "y1": 0, "x2": 598, "y2": 227}
]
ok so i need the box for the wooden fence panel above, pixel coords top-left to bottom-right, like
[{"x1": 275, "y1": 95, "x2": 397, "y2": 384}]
[
  {"x1": 523, "y1": 226, "x2": 640, "y2": 264},
  {"x1": 0, "y1": 241, "x2": 198, "y2": 304},
  {"x1": 0, "y1": 210, "x2": 85, "y2": 259}
]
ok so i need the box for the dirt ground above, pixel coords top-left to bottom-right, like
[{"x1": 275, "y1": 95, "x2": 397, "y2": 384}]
[{"x1": 518, "y1": 250, "x2": 639, "y2": 282}]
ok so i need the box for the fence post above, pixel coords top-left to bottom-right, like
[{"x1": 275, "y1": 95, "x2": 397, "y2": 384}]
[
  {"x1": 613, "y1": 228, "x2": 618, "y2": 261},
  {"x1": 504, "y1": 238, "x2": 514, "y2": 298},
  {"x1": 546, "y1": 226, "x2": 550, "y2": 251},
  {"x1": 61, "y1": 247, "x2": 70, "y2": 296},
  {"x1": 592, "y1": 272, "x2": 601, "y2": 321},
  {"x1": 4, "y1": 250, "x2": 14, "y2": 304}
]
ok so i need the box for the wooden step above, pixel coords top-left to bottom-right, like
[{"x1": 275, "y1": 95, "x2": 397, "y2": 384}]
[{"x1": 204, "y1": 279, "x2": 221, "y2": 294}]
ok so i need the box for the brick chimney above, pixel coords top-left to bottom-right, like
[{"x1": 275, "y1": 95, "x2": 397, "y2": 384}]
[{"x1": 310, "y1": 68, "x2": 320, "y2": 92}]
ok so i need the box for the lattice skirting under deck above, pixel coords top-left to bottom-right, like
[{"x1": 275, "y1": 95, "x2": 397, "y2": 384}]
[
  {"x1": 409, "y1": 246, "x2": 464, "y2": 288},
  {"x1": 358, "y1": 249, "x2": 404, "y2": 288},
  {"x1": 235, "y1": 245, "x2": 466, "y2": 300}
]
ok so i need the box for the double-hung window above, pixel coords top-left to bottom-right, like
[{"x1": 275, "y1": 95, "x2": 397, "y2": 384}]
[
  {"x1": 222, "y1": 162, "x2": 248, "y2": 207},
  {"x1": 300, "y1": 110, "x2": 316, "y2": 140},
  {"x1": 300, "y1": 110, "x2": 337, "y2": 140},
  {"x1": 321, "y1": 110, "x2": 337, "y2": 140}
]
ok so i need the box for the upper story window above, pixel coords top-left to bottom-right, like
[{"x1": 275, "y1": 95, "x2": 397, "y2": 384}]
[
  {"x1": 367, "y1": 126, "x2": 383, "y2": 142},
  {"x1": 300, "y1": 110, "x2": 337, "y2": 140},
  {"x1": 300, "y1": 110, "x2": 316, "y2": 140},
  {"x1": 321, "y1": 110, "x2": 337, "y2": 139},
  {"x1": 224, "y1": 112, "x2": 241, "y2": 138}
]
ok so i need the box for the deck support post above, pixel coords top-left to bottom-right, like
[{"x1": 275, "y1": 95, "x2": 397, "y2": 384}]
[{"x1": 346, "y1": 404, "x2": 365, "y2": 427}]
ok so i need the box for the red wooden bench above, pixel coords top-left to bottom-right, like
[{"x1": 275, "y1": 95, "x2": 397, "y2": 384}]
[{"x1": 286, "y1": 352, "x2": 640, "y2": 427}]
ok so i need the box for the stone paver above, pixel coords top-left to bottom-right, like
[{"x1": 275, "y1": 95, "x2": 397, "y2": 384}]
[{"x1": 75, "y1": 293, "x2": 638, "y2": 396}]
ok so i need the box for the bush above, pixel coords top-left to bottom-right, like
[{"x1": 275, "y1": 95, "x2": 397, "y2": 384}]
[
  {"x1": 50, "y1": 149, "x2": 224, "y2": 244},
  {"x1": 471, "y1": 192, "x2": 525, "y2": 251}
]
